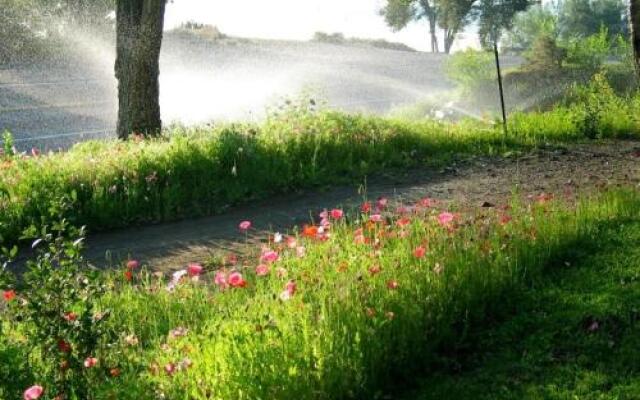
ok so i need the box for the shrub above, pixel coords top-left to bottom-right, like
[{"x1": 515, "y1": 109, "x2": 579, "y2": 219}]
[
  {"x1": 4, "y1": 200, "x2": 113, "y2": 399},
  {"x1": 565, "y1": 28, "x2": 612, "y2": 72},
  {"x1": 524, "y1": 34, "x2": 566, "y2": 72},
  {"x1": 445, "y1": 49, "x2": 496, "y2": 95}
]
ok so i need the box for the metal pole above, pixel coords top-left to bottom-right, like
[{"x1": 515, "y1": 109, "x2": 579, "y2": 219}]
[{"x1": 493, "y1": 40, "x2": 508, "y2": 136}]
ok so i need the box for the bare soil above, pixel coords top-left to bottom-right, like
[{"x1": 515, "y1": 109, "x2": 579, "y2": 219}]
[{"x1": 79, "y1": 139, "x2": 640, "y2": 271}]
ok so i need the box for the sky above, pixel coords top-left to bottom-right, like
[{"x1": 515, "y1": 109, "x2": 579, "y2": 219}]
[{"x1": 164, "y1": 0, "x2": 479, "y2": 52}]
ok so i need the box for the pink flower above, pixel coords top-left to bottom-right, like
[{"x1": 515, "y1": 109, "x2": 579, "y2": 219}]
[
  {"x1": 330, "y1": 209, "x2": 344, "y2": 219},
  {"x1": 361, "y1": 202, "x2": 371, "y2": 213},
  {"x1": 285, "y1": 280, "x2": 297, "y2": 295},
  {"x1": 238, "y1": 221, "x2": 252, "y2": 231},
  {"x1": 255, "y1": 264, "x2": 270, "y2": 276},
  {"x1": 165, "y1": 362, "x2": 176, "y2": 376},
  {"x1": 261, "y1": 250, "x2": 279, "y2": 263},
  {"x1": 188, "y1": 263, "x2": 204, "y2": 277},
  {"x1": 387, "y1": 280, "x2": 399, "y2": 290},
  {"x1": 126, "y1": 260, "x2": 140, "y2": 270},
  {"x1": 286, "y1": 236, "x2": 297, "y2": 248},
  {"x1": 437, "y1": 212, "x2": 455, "y2": 227},
  {"x1": 414, "y1": 246, "x2": 427, "y2": 259},
  {"x1": 23, "y1": 385, "x2": 44, "y2": 400},
  {"x1": 280, "y1": 280, "x2": 297, "y2": 301},
  {"x1": 319, "y1": 210, "x2": 329, "y2": 219},
  {"x1": 214, "y1": 271, "x2": 228, "y2": 289},
  {"x1": 84, "y1": 357, "x2": 98, "y2": 368},
  {"x1": 418, "y1": 198, "x2": 434, "y2": 208},
  {"x1": 376, "y1": 197, "x2": 388, "y2": 210},
  {"x1": 228, "y1": 272, "x2": 247, "y2": 288},
  {"x1": 396, "y1": 206, "x2": 410, "y2": 214},
  {"x1": 370, "y1": 214, "x2": 383, "y2": 223}
]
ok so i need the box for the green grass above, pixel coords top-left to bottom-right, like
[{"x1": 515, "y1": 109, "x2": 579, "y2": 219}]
[
  {"x1": 2, "y1": 188, "x2": 639, "y2": 399},
  {"x1": 406, "y1": 204, "x2": 640, "y2": 399},
  {"x1": 1, "y1": 87, "x2": 638, "y2": 249}
]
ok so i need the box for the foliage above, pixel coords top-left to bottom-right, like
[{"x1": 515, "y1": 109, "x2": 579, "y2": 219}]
[
  {"x1": 2, "y1": 131, "x2": 15, "y2": 159},
  {"x1": 558, "y1": 0, "x2": 627, "y2": 40},
  {"x1": 505, "y1": 3, "x2": 559, "y2": 52},
  {"x1": 380, "y1": 0, "x2": 472, "y2": 53},
  {"x1": 523, "y1": 34, "x2": 566, "y2": 72},
  {"x1": 445, "y1": 49, "x2": 496, "y2": 93},
  {"x1": 565, "y1": 27, "x2": 614, "y2": 72},
  {"x1": 4, "y1": 198, "x2": 113, "y2": 399},
  {"x1": 2, "y1": 183, "x2": 639, "y2": 398},
  {"x1": 475, "y1": 0, "x2": 533, "y2": 48},
  {"x1": 567, "y1": 73, "x2": 629, "y2": 139}
]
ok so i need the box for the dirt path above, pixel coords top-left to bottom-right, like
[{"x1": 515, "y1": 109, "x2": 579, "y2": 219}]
[{"x1": 83, "y1": 139, "x2": 640, "y2": 271}]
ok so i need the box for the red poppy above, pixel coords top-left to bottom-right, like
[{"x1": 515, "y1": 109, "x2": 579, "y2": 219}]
[
  {"x1": 63, "y1": 312, "x2": 78, "y2": 322},
  {"x1": 57, "y1": 340, "x2": 71, "y2": 353},
  {"x1": 3, "y1": 290, "x2": 16, "y2": 302},
  {"x1": 413, "y1": 246, "x2": 427, "y2": 259},
  {"x1": 303, "y1": 225, "x2": 318, "y2": 238}
]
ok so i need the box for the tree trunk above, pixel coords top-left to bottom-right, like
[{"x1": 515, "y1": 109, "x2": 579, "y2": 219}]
[
  {"x1": 429, "y1": 14, "x2": 440, "y2": 53},
  {"x1": 631, "y1": 0, "x2": 640, "y2": 77},
  {"x1": 115, "y1": 0, "x2": 166, "y2": 140},
  {"x1": 444, "y1": 29, "x2": 455, "y2": 54}
]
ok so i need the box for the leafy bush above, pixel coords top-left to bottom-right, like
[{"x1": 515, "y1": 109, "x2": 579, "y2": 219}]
[
  {"x1": 445, "y1": 49, "x2": 496, "y2": 94},
  {"x1": 565, "y1": 28, "x2": 612, "y2": 72},
  {"x1": 524, "y1": 34, "x2": 566, "y2": 72}
]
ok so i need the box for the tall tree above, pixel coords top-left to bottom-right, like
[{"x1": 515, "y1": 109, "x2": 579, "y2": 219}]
[
  {"x1": 381, "y1": 0, "x2": 441, "y2": 52},
  {"x1": 475, "y1": 0, "x2": 532, "y2": 48},
  {"x1": 115, "y1": 0, "x2": 167, "y2": 139},
  {"x1": 559, "y1": 0, "x2": 627, "y2": 40},
  {"x1": 438, "y1": 0, "x2": 475, "y2": 53},
  {"x1": 631, "y1": 0, "x2": 640, "y2": 76}
]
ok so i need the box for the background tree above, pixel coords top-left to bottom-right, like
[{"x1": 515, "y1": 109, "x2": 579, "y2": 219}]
[
  {"x1": 476, "y1": 0, "x2": 533, "y2": 49},
  {"x1": 115, "y1": 0, "x2": 167, "y2": 139},
  {"x1": 380, "y1": 0, "x2": 473, "y2": 53},
  {"x1": 505, "y1": 3, "x2": 559, "y2": 51},
  {"x1": 381, "y1": 0, "x2": 441, "y2": 52},
  {"x1": 631, "y1": 0, "x2": 640, "y2": 75},
  {"x1": 558, "y1": 0, "x2": 627, "y2": 40},
  {"x1": 438, "y1": 0, "x2": 476, "y2": 53}
]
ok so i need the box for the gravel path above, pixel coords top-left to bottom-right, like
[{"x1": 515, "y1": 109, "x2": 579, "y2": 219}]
[{"x1": 81, "y1": 139, "x2": 640, "y2": 271}]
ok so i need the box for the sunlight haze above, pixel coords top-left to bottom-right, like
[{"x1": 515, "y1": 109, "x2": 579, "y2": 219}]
[{"x1": 165, "y1": 0, "x2": 479, "y2": 51}]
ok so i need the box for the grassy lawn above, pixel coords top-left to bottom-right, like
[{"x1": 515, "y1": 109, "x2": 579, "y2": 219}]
[{"x1": 407, "y1": 212, "x2": 640, "y2": 399}]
